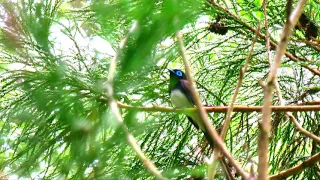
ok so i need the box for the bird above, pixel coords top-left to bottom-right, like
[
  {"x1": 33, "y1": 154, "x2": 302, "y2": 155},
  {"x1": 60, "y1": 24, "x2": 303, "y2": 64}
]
[
  {"x1": 168, "y1": 69, "x2": 214, "y2": 147},
  {"x1": 168, "y1": 69, "x2": 236, "y2": 178}
]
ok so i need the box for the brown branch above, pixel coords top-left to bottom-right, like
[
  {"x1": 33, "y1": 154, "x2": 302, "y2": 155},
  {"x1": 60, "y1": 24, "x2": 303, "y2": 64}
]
[
  {"x1": 175, "y1": 18, "x2": 249, "y2": 179},
  {"x1": 262, "y1": 5, "x2": 275, "y2": 177},
  {"x1": 260, "y1": 4, "x2": 320, "y2": 146},
  {"x1": 271, "y1": 30, "x2": 320, "y2": 144},
  {"x1": 220, "y1": 24, "x2": 260, "y2": 141},
  {"x1": 287, "y1": 114, "x2": 320, "y2": 143},
  {"x1": 272, "y1": 67, "x2": 320, "y2": 143},
  {"x1": 117, "y1": 102, "x2": 320, "y2": 112},
  {"x1": 106, "y1": 21, "x2": 167, "y2": 180},
  {"x1": 258, "y1": 0, "x2": 307, "y2": 179},
  {"x1": 269, "y1": 152, "x2": 320, "y2": 180},
  {"x1": 292, "y1": 39, "x2": 320, "y2": 51},
  {"x1": 209, "y1": 24, "x2": 260, "y2": 180}
]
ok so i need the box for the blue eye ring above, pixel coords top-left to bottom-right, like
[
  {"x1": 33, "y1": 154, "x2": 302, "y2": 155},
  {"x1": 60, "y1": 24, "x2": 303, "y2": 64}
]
[{"x1": 176, "y1": 71, "x2": 182, "y2": 77}]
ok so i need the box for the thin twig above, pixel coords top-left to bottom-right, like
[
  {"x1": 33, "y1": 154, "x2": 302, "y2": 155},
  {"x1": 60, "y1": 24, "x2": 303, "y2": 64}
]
[
  {"x1": 208, "y1": 24, "x2": 261, "y2": 180},
  {"x1": 220, "y1": 24, "x2": 261, "y2": 141},
  {"x1": 287, "y1": 110, "x2": 320, "y2": 143},
  {"x1": 260, "y1": 2, "x2": 272, "y2": 177},
  {"x1": 273, "y1": 80, "x2": 320, "y2": 143},
  {"x1": 269, "y1": 152, "x2": 320, "y2": 179},
  {"x1": 106, "y1": 21, "x2": 167, "y2": 180},
  {"x1": 258, "y1": 0, "x2": 308, "y2": 179},
  {"x1": 273, "y1": 81, "x2": 320, "y2": 144},
  {"x1": 175, "y1": 17, "x2": 249, "y2": 179}
]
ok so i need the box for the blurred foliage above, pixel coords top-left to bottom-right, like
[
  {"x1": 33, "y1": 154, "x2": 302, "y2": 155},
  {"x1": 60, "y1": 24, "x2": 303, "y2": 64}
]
[{"x1": 0, "y1": 0, "x2": 320, "y2": 179}]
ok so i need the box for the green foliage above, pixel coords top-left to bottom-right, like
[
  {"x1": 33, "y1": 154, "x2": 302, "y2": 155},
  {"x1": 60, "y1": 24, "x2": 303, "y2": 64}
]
[{"x1": 0, "y1": 0, "x2": 320, "y2": 179}]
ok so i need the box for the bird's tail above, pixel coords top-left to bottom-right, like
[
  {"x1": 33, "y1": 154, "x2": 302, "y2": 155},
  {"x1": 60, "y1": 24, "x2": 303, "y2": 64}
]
[
  {"x1": 203, "y1": 129, "x2": 215, "y2": 148},
  {"x1": 187, "y1": 112, "x2": 215, "y2": 148}
]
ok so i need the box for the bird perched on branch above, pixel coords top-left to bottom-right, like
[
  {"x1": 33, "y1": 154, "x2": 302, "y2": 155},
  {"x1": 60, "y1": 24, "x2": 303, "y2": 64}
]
[
  {"x1": 168, "y1": 69, "x2": 214, "y2": 147},
  {"x1": 168, "y1": 69, "x2": 238, "y2": 179}
]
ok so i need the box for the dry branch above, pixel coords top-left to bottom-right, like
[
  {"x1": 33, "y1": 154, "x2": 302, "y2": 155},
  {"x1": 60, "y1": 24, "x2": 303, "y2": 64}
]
[
  {"x1": 260, "y1": 0, "x2": 320, "y2": 174},
  {"x1": 220, "y1": 24, "x2": 260, "y2": 141},
  {"x1": 269, "y1": 152, "x2": 320, "y2": 179},
  {"x1": 258, "y1": 0, "x2": 308, "y2": 179},
  {"x1": 209, "y1": 24, "x2": 260, "y2": 180}
]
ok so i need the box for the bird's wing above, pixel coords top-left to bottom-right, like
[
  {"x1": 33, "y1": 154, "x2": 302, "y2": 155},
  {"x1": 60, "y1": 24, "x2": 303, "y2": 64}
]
[
  {"x1": 180, "y1": 79, "x2": 202, "y2": 131},
  {"x1": 181, "y1": 80, "x2": 213, "y2": 145},
  {"x1": 179, "y1": 79, "x2": 196, "y2": 105}
]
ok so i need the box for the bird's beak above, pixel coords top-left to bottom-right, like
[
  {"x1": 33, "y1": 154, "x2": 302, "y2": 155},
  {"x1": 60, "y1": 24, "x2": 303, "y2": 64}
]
[{"x1": 167, "y1": 68, "x2": 175, "y2": 74}]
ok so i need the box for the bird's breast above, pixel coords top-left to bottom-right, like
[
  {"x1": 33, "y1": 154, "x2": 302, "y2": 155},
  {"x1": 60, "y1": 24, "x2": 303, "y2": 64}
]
[{"x1": 170, "y1": 89, "x2": 193, "y2": 108}]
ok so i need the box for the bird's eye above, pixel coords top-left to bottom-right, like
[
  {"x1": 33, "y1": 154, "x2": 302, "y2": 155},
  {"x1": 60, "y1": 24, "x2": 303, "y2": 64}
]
[{"x1": 176, "y1": 71, "x2": 183, "y2": 77}]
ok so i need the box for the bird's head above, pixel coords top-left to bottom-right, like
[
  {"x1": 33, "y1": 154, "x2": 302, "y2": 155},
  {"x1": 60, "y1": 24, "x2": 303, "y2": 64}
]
[
  {"x1": 168, "y1": 69, "x2": 187, "y2": 91},
  {"x1": 167, "y1": 69, "x2": 187, "y2": 80}
]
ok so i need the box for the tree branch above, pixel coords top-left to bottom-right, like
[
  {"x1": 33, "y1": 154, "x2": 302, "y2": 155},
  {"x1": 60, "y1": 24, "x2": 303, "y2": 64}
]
[
  {"x1": 260, "y1": 0, "x2": 320, "y2": 144},
  {"x1": 117, "y1": 102, "x2": 320, "y2": 112},
  {"x1": 258, "y1": 0, "x2": 307, "y2": 179},
  {"x1": 220, "y1": 24, "x2": 260, "y2": 141},
  {"x1": 269, "y1": 152, "x2": 320, "y2": 180},
  {"x1": 208, "y1": 24, "x2": 260, "y2": 180},
  {"x1": 260, "y1": 0, "x2": 320, "y2": 176}
]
